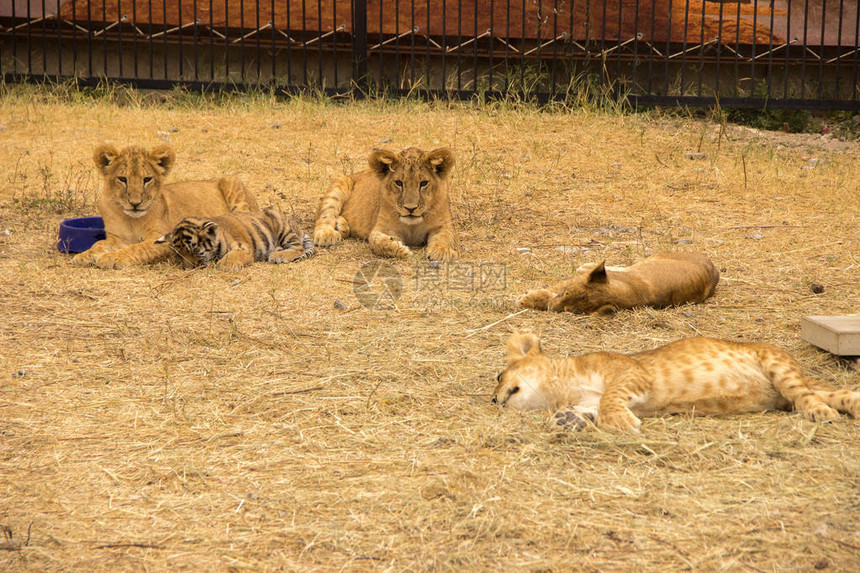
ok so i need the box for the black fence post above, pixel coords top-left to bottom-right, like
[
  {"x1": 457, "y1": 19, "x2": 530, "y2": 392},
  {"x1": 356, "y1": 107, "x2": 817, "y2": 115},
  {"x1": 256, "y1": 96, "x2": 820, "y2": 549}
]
[{"x1": 353, "y1": 0, "x2": 369, "y2": 96}]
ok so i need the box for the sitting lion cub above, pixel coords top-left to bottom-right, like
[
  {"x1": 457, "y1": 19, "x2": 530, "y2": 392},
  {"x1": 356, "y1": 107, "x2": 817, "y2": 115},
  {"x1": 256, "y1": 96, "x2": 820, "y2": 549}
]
[
  {"x1": 518, "y1": 251, "x2": 719, "y2": 315},
  {"x1": 72, "y1": 144, "x2": 258, "y2": 269},
  {"x1": 313, "y1": 147, "x2": 458, "y2": 261},
  {"x1": 493, "y1": 332, "x2": 860, "y2": 432}
]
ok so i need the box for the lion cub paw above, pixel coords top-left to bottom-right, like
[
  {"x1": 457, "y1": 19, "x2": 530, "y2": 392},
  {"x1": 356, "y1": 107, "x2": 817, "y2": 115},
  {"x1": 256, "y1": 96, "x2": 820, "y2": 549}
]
[
  {"x1": 548, "y1": 407, "x2": 596, "y2": 432},
  {"x1": 426, "y1": 242, "x2": 457, "y2": 262},
  {"x1": 518, "y1": 289, "x2": 554, "y2": 311},
  {"x1": 804, "y1": 404, "x2": 841, "y2": 423},
  {"x1": 387, "y1": 241, "x2": 413, "y2": 259},
  {"x1": 374, "y1": 238, "x2": 412, "y2": 259},
  {"x1": 598, "y1": 410, "x2": 642, "y2": 432},
  {"x1": 71, "y1": 251, "x2": 97, "y2": 267},
  {"x1": 314, "y1": 226, "x2": 343, "y2": 247},
  {"x1": 94, "y1": 253, "x2": 132, "y2": 269}
]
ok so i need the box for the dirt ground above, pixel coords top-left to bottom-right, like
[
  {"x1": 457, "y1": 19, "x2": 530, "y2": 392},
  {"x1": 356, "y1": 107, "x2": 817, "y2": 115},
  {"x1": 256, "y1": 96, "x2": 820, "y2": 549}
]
[{"x1": 1, "y1": 88, "x2": 859, "y2": 571}]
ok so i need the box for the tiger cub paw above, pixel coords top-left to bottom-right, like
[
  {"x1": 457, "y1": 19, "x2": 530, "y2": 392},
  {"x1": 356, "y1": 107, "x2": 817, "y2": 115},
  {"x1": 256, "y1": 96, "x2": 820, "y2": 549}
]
[
  {"x1": 518, "y1": 289, "x2": 554, "y2": 311},
  {"x1": 269, "y1": 249, "x2": 306, "y2": 264},
  {"x1": 218, "y1": 251, "x2": 251, "y2": 271}
]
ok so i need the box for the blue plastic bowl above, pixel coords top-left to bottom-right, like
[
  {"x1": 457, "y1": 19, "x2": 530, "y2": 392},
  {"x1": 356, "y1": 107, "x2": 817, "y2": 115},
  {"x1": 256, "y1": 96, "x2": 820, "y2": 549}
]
[{"x1": 57, "y1": 216, "x2": 106, "y2": 254}]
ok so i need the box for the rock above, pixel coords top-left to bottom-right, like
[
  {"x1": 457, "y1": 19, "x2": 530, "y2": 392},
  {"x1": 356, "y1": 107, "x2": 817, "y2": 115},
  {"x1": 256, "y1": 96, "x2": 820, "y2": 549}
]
[
  {"x1": 156, "y1": 131, "x2": 171, "y2": 142},
  {"x1": 746, "y1": 231, "x2": 764, "y2": 241},
  {"x1": 685, "y1": 152, "x2": 707, "y2": 160},
  {"x1": 516, "y1": 247, "x2": 532, "y2": 254},
  {"x1": 377, "y1": 137, "x2": 392, "y2": 144},
  {"x1": 333, "y1": 299, "x2": 347, "y2": 310},
  {"x1": 673, "y1": 238, "x2": 693, "y2": 245},
  {"x1": 810, "y1": 283, "x2": 825, "y2": 294},
  {"x1": 271, "y1": 122, "x2": 281, "y2": 129}
]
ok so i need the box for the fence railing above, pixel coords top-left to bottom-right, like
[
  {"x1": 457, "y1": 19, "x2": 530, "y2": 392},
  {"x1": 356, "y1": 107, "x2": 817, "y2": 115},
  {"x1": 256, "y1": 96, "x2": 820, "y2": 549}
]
[{"x1": 2, "y1": 1, "x2": 859, "y2": 110}]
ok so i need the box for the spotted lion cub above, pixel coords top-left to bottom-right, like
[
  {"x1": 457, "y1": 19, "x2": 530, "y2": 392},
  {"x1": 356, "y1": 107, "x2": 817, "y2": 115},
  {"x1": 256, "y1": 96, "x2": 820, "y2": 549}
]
[{"x1": 492, "y1": 332, "x2": 860, "y2": 432}]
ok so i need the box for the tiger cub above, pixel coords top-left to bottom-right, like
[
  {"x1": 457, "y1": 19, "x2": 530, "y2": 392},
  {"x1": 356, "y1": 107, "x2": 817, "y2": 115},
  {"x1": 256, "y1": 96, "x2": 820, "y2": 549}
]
[{"x1": 156, "y1": 206, "x2": 314, "y2": 270}]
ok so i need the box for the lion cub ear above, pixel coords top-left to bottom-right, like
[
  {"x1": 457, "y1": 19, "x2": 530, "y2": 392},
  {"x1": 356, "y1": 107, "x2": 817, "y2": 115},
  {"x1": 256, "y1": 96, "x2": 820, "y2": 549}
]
[
  {"x1": 586, "y1": 261, "x2": 609, "y2": 284},
  {"x1": 506, "y1": 331, "x2": 542, "y2": 364},
  {"x1": 154, "y1": 233, "x2": 170, "y2": 245},
  {"x1": 93, "y1": 144, "x2": 120, "y2": 175},
  {"x1": 368, "y1": 149, "x2": 399, "y2": 176},
  {"x1": 149, "y1": 145, "x2": 176, "y2": 177},
  {"x1": 425, "y1": 148, "x2": 455, "y2": 177}
]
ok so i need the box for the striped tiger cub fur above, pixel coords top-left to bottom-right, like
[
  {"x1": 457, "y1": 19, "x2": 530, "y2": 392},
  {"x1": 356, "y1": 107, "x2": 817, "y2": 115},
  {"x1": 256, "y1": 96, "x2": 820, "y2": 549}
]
[{"x1": 156, "y1": 206, "x2": 315, "y2": 269}]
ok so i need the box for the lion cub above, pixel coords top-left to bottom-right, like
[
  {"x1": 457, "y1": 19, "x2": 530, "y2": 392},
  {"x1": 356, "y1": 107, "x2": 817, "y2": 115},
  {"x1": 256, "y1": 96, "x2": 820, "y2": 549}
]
[
  {"x1": 313, "y1": 147, "x2": 458, "y2": 261},
  {"x1": 493, "y1": 332, "x2": 860, "y2": 432},
  {"x1": 72, "y1": 144, "x2": 258, "y2": 269},
  {"x1": 518, "y1": 252, "x2": 719, "y2": 315}
]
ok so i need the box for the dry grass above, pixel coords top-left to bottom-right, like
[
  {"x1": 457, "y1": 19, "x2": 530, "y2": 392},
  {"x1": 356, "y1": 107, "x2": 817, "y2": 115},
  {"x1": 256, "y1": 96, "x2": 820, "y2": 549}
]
[{"x1": 1, "y1": 87, "x2": 859, "y2": 572}]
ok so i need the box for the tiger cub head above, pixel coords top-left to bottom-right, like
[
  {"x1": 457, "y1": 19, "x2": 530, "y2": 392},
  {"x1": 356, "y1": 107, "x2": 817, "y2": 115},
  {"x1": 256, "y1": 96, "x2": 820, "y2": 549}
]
[{"x1": 155, "y1": 217, "x2": 221, "y2": 267}]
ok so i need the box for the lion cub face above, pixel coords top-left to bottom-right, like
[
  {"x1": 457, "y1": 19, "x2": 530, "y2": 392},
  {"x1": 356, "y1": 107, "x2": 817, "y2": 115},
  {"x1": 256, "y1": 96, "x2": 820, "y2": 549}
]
[
  {"x1": 93, "y1": 144, "x2": 176, "y2": 219},
  {"x1": 368, "y1": 147, "x2": 455, "y2": 225},
  {"x1": 552, "y1": 262, "x2": 619, "y2": 315},
  {"x1": 492, "y1": 333, "x2": 554, "y2": 410}
]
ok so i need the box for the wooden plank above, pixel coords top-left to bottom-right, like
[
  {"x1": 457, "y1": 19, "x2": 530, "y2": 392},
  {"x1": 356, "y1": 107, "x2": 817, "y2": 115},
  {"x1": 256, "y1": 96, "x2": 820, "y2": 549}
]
[
  {"x1": 55, "y1": 1, "x2": 784, "y2": 44},
  {"x1": 801, "y1": 316, "x2": 860, "y2": 356}
]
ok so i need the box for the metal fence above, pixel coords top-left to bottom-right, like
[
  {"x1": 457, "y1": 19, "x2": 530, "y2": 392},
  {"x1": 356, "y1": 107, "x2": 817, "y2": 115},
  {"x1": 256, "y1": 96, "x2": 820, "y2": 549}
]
[{"x1": 2, "y1": 1, "x2": 859, "y2": 110}]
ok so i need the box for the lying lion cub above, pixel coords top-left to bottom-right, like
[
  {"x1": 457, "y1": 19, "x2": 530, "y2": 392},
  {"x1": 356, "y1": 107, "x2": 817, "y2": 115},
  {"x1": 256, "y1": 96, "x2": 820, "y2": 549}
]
[
  {"x1": 492, "y1": 332, "x2": 860, "y2": 432},
  {"x1": 518, "y1": 251, "x2": 719, "y2": 315}
]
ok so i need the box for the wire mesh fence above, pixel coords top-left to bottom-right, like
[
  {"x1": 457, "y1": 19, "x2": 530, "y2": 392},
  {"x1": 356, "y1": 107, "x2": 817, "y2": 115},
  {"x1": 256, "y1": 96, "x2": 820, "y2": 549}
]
[{"x1": 2, "y1": 1, "x2": 858, "y2": 110}]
